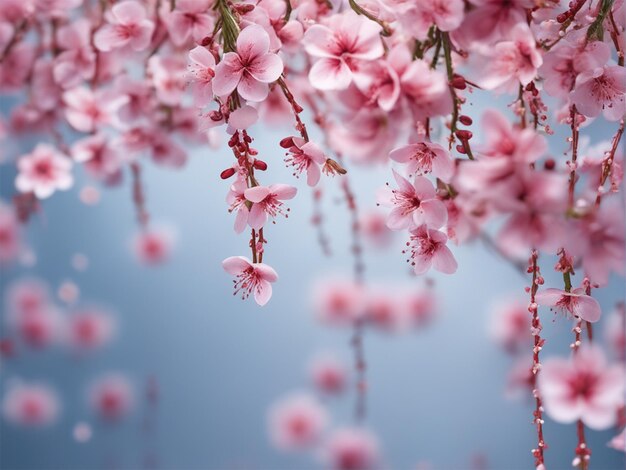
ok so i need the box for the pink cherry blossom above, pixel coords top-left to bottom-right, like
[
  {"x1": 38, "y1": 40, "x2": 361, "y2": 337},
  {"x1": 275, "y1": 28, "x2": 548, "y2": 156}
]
[
  {"x1": 304, "y1": 11, "x2": 383, "y2": 90},
  {"x1": 535, "y1": 287, "x2": 601, "y2": 323},
  {"x1": 94, "y1": 1, "x2": 155, "y2": 52},
  {"x1": 0, "y1": 203, "x2": 20, "y2": 264},
  {"x1": 187, "y1": 45, "x2": 217, "y2": 107},
  {"x1": 489, "y1": 299, "x2": 530, "y2": 354},
  {"x1": 5, "y1": 278, "x2": 51, "y2": 317},
  {"x1": 53, "y1": 19, "x2": 96, "y2": 88},
  {"x1": 478, "y1": 24, "x2": 543, "y2": 92},
  {"x1": 89, "y1": 373, "x2": 135, "y2": 421},
  {"x1": 268, "y1": 393, "x2": 329, "y2": 450},
  {"x1": 133, "y1": 228, "x2": 175, "y2": 265},
  {"x1": 359, "y1": 210, "x2": 393, "y2": 248},
  {"x1": 378, "y1": 171, "x2": 447, "y2": 230},
  {"x1": 212, "y1": 24, "x2": 283, "y2": 102},
  {"x1": 15, "y1": 144, "x2": 73, "y2": 199},
  {"x1": 389, "y1": 141, "x2": 455, "y2": 181},
  {"x1": 313, "y1": 279, "x2": 363, "y2": 327},
  {"x1": 65, "y1": 307, "x2": 116, "y2": 351},
  {"x1": 400, "y1": 59, "x2": 452, "y2": 119},
  {"x1": 323, "y1": 428, "x2": 381, "y2": 470},
  {"x1": 281, "y1": 137, "x2": 327, "y2": 186},
  {"x1": 164, "y1": 0, "x2": 214, "y2": 46},
  {"x1": 63, "y1": 87, "x2": 127, "y2": 133},
  {"x1": 539, "y1": 346, "x2": 624, "y2": 430},
  {"x1": 310, "y1": 354, "x2": 348, "y2": 395},
  {"x1": 222, "y1": 256, "x2": 278, "y2": 306},
  {"x1": 364, "y1": 290, "x2": 404, "y2": 332},
  {"x1": 148, "y1": 55, "x2": 187, "y2": 107},
  {"x1": 2, "y1": 383, "x2": 60, "y2": 427},
  {"x1": 402, "y1": 289, "x2": 437, "y2": 328},
  {"x1": 406, "y1": 225, "x2": 457, "y2": 275},
  {"x1": 570, "y1": 65, "x2": 626, "y2": 122},
  {"x1": 405, "y1": 0, "x2": 465, "y2": 38},
  {"x1": 244, "y1": 184, "x2": 297, "y2": 229}
]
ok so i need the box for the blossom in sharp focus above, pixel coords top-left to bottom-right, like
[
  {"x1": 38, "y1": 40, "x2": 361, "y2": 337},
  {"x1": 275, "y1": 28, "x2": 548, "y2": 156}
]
[
  {"x1": 406, "y1": 225, "x2": 457, "y2": 275},
  {"x1": 15, "y1": 144, "x2": 73, "y2": 199},
  {"x1": 244, "y1": 184, "x2": 297, "y2": 230},
  {"x1": 281, "y1": 137, "x2": 327, "y2": 187},
  {"x1": 212, "y1": 24, "x2": 283, "y2": 102},
  {"x1": 389, "y1": 141, "x2": 455, "y2": 182},
  {"x1": 535, "y1": 288, "x2": 601, "y2": 323},
  {"x1": 538, "y1": 346, "x2": 624, "y2": 430},
  {"x1": 222, "y1": 256, "x2": 278, "y2": 306},
  {"x1": 187, "y1": 45, "x2": 217, "y2": 107},
  {"x1": 268, "y1": 393, "x2": 329, "y2": 450},
  {"x1": 570, "y1": 65, "x2": 626, "y2": 122},
  {"x1": 93, "y1": 1, "x2": 155, "y2": 52}
]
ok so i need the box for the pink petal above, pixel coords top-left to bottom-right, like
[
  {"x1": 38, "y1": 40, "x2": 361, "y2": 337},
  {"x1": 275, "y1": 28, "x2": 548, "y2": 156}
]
[
  {"x1": 234, "y1": 206, "x2": 249, "y2": 234},
  {"x1": 129, "y1": 22, "x2": 154, "y2": 51},
  {"x1": 254, "y1": 279, "x2": 273, "y2": 306},
  {"x1": 535, "y1": 288, "x2": 565, "y2": 307},
  {"x1": 389, "y1": 145, "x2": 413, "y2": 163},
  {"x1": 189, "y1": 45, "x2": 216, "y2": 69},
  {"x1": 248, "y1": 203, "x2": 268, "y2": 229},
  {"x1": 112, "y1": 1, "x2": 147, "y2": 23},
  {"x1": 94, "y1": 25, "x2": 128, "y2": 52},
  {"x1": 387, "y1": 207, "x2": 410, "y2": 231},
  {"x1": 222, "y1": 256, "x2": 251, "y2": 275},
  {"x1": 255, "y1": 263, "x2": 278, "y2": 282},
  {"x1": 212, "y1": 53, "x2": 243, "y2": 97},
  {"x1": 308, "y1": 58, "x2": 352, "y2": 90},
  {"x1": 237, "y1": 73, "x2": 269, "y2": 102},
  {"x1": 572, "y1": 295, "x2": 601, "y2": 323},
  {"x1": 270, "y1": 184, "x2": 297, "y2": 200},
  {"x1": 432, "y1": 245, "x2": 457, "y2": 274},
  {"x1": 306, "y1": 163, "x2": 321, "y2": 186},
  {"x1": 229, "y1": 105, "x2": 258, "y2": 130},
  {"x1": 248, "y1": 53, "x2": 283, "y2": 83},
  {"x1": 245, "y1": 186, "x2": 270, "y2": 203},
  {"x1": 303, "y1": 25, "x2": 337, "y2": 59},
  {"x1": 412, "y1": 175, "x2": 436, "y2": 199},
  {"x1": 431, "y1": 149, "x2": 454, "y2": 181},
  {"x1": 237, "y1": 24, "x2": 270, "y2": 62},
  {"x1": 419, "y1": 199, "x2": 448, "y2": 229},
  {"x1": 392, "y1": 170, "x2": 414, "y2": 194}
]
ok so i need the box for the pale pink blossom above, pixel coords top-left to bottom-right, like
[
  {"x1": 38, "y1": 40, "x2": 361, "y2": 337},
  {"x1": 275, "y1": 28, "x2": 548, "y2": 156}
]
[
  {"x1": 535, "y1": 288, "x2": 601, "y2": 323},
  {"x1": 281, "y1": 137, "x2": 327, "y2": 186},
  {"x1": 404, "y1": 0, "x2": 465, "y2": 38},
  {"x1": 5, "y1": 278, "x2": 50, "y2": 317},
  {"x1": 89, "y1": 373, "x2": 135, "y2": 421},
  {"x1": 0, "y1": 203, "x2": 20, "y2": 264},
  {"x1": 53, "y1": 19, "x2": 96, "y2": 88},
  {"x1": 313, "y1": 279, "x2": 363, "y2": 326},
  {"x1": 245, "y1": 184, "x2": 297, "y2": 229},
  {"x1": 187, "y1": 46, "x2": 216, "y2": 107},
  {"x1": 570, "y1": 65, "x2": 626, "y2": 122},
  {"x1": 133, "y1": 228, "x2": 175, "y2": 265},
  {"x1": 2, "y1": 383, "x2": 60, "y2": 427},
  {"x1": 222, "y1": 256, "x2": 278, "y2": 306},
  {"x1": 268, "y1": 393, "x2": 329, "y2": 450},
  {"x1": 163, "y1": 0, "x2": 214, "y2": 46},
  {"x1": 488, "y1": 299, "x2": 530, "y2": 353},
  {"x1": 389, "y1": 141, "x2": 455, "y2": 181},
  {"x1": 304, "y1": 11, "x2": 383, "y2": 90},
  {"x1": 323, "y1": 428, "x2": 381, "y2": 470},
  {"x1": 212, "y1": 25, "x2": 283, "y2": 101},
  {"x1": 310, "y1": 354, "x2": 347, "y2": 395},
  {"x1": 227, "y1": 179, "x2": 251, "y2": 234},
  {"x1": 63, "y1": 87, "x2": 127, "y2": 133},
  {"x1": 378, "y1": 171, "x2": 447, "y2": 230},
  {"x1": 359, "y1": 210, "x2": 393, "y2": 248},
  {"x1": 406, "y1": 225, "x2": 457, "y2": 275},
  {"x1": 402, "y1": 289, "x2": 437, "y2": 328},
  {"x1": 65, "y1": 307, "x2": 115, "y2": 351},
  {"x1": 94, "y1": 1, "x2": 155, "y2": 52},
  {"x1": 364, "y1": 290, "x2": 404, "y2": 332},
  {"x1": 478, "y1": 24, "x2": 543, "y2": 92},
  {"x1": 149, "y1": 55, "x2": 187, "y2": 107},
  {"x1": 539, "y1": 346, "x2": 624, "y2": 430},
  {"x1": 400, "y1": 59, "x2": 452, "y2": 119},
  {"x1": 15, "y1": 144, "x2": 73, "y2": 199}
]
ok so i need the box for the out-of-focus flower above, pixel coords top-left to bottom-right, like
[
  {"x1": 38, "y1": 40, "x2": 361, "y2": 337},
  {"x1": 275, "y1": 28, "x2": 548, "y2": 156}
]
[
  {"x1": 2, "y1": 383, "x2": 60, "y2": 427},
  {"x1": 268, "y1": 393, "x2": 329, "y2": 450}
]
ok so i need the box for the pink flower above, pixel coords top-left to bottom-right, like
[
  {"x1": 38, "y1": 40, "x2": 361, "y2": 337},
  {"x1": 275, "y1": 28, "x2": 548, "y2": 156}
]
[
  {"x1": 535, "y1": 287, "x2": 601, "y2": 323},
  {"x1": 15, "y1": 144, "x2": 73, "y2": 199},
  {"x1": 538, "y1": 346, "x2": 624, "y2": 430},
  {"x1": 2, "y1": 383, "x2": 60, "y2": 427},
  {"x1": 63, "y1": 87, "x2": 127, "y2": 133},
  {"x1": 310, "y1": 354, "x2": 348, "y2": 395},
  {"x1": 360, "y1": 210, "x2": 393, "y2": 248},
  {"x1": 304, "y1": 11, "x2": 384, "y2": 90},
  {"x1": 378, "y1": 171, "x2": 447, "y2": 230},
  {"x1": 488, "y1": 299, "x2": 530, "y2": 354},
  {"x1": 0, "y1": 203, "x2": 20, "y2": 265},
  {"x1": 89, "y1": 373, "x2": 135, "y2": 421},
  {"x1": 187, "y1": 45, "x2": 217, "y2": 107},
  {"x1": 402, "y1": 289, "x2": 437, "y2": 328},
  {"x1": 323, "y1": 428, "x2": 380, "y2": 470},
  {"x1": 163, "y1": 0, "x2": 214, "y2": 46},
  {"x1": 11, "y1": 307, "x2": 63, "y2": 348},
  {"x1": 364, "y1": 290, "x2": 404, "y2": 332},
  {"x1": 406, "y1": 225, "x2": 457, "y2": 275},
  {"x1": 65, "y1": 307, "x2": 115, "y2": 351},
  {"x1": 212, "y1": 25, "x2": 283, "y2": 102},
  {"x1": 222, "y1": 256, "x2": 278, "y2": 306},
  {"x1": 407, "y1": 0, "x2": 465, "y2": 37},
  {"x1": 94, "y1": 1, "x2": 155, "y2": 52},
  {"x1": 148, "y1": 55, "x2": 187, "y2": 107},
  {"x1": 244, "y1": 184, "x2": 297, "y2": 229},
  {"x1": 313, "y1": 279, "x2": 363, "y2": 326},
  {"x1": 53, "y1": 19, "x2": 96, "y2": 88},
  {"x1": 400, "y1": 59, "x2": 452, "y2": 119},
  {"x1": 478, "y1": 24, "x2": 543, "y2": 92},
  {"x1": 5, "y1": 278, "x2": 50, "y2": 317},
  {"x1": 570, "y1": 65, "x2": 626, "y2": 122},
  {"x1": 281, "y1": 137, "x2": 327, "y2": 186},
  {"x1": 133, "y1": 228, "x2": 175, "y2": 265},
  {"x1": 389, "y1": 141, "x2": 455, "y2": 181},
  {"x1": 268, "y1": 393, "x2": 329, "y2": 450}
]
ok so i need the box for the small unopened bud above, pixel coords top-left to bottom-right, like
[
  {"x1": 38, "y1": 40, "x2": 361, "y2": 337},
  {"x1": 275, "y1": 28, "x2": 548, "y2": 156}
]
[
  {"x1": 455, "y1": 130, "x2": 473, "y2": 141},
  {"x1": 455, "y1": 144, "x2": 466, "y2": 154},
  {"x1": 253, "y1": 159, "x2": 267, "y2": 170},
  {"x1": 459, "y1": 115, "x2": 473, "y2": 126},
  {"x1": 220, "y1": 167, "x2": 236, "y2": 179},
  {"x1": 451, "y1": 75, "x2": 466, "y2": 90},
  {"x1": 544, "y1": 158, "x2": 555, "y2": 170},
  {"x1": 279, "y1": 137, "x2": 295, "y2": 148},
  {"x1": 201, "y1": 36, "x2": 213, "y2": 46}
]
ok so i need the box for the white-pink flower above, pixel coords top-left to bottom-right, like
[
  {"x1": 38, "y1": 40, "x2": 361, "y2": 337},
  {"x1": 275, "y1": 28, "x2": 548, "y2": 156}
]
[
  {"x1": 304, "y1": 11, "x2": 384, "y2": 90},
  {"x1": 268, "y1": 393, "x2": 329, "y2": 450},
  {"x1": 15, "y1": 144, "x2": 73, "y2": 199},
  {"x1": 187, "y1": 45, "x2": 216, "y2": 107},
  {"x1": 535, "y1": 287, "x2": 602, "y2": 323},
  {"x1": 309, "y1": 354, "x2": 348, "y2": 395},
  {"x1": 2, "y1": 383, "x2": 60, "y2": 427},
  {"x1": 164, "y1": 0, "x2": 214, "y2": 46},
  {"x1": 94, "y1": 1, "x2": 155, "y2": 52},
  {"x1": 538, "y1": 346, "x2": 624, "y2": 430},
  {"x1": 88, "y1": 373, "x2": 135, "y2": 421},
  {"x1": 65, "y1": 307, "x2": 116, "y2": 351},
  {"x1": 322, "y1": 428, "x2": 380, "y2": 470},
  {"x1": 281, "y1": 137, "x2": 327, "y2": 186},
  {"x1": 378, "y1": 171, "x2": 447, "y2": 230},
  {"x1": 222, "y1": 256, "x2": 278, "y2": 306},
  {"x1": 389, "y1": 142, "x2": 455, "y2": 182},
  {"x1": 212, "y1": 25, "x2": 283, "y2": 102},
  {"x1": 132, "y1": 228, "x2": 175, "y2": 265},
  {"x1": 0, "y1": 203, "x2": 20, "y2": 265},
  {"x1": 244, "y1": 183, "x2": 297, "y2": 229},
  {"x1": 406, "y1": 225, "x2": 457, "y2": 275},
  {"x1": 570, "y1": 65, "x2": 626, "y2": 122},
  {"x1": 63, "y1": 87, "x2": 127, "y2": 133}
]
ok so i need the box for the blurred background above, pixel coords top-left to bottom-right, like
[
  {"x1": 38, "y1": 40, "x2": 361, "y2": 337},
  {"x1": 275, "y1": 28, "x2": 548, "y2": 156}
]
[{"x1": 1, "y1": 98, "x2": 625, "y2": 470}]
